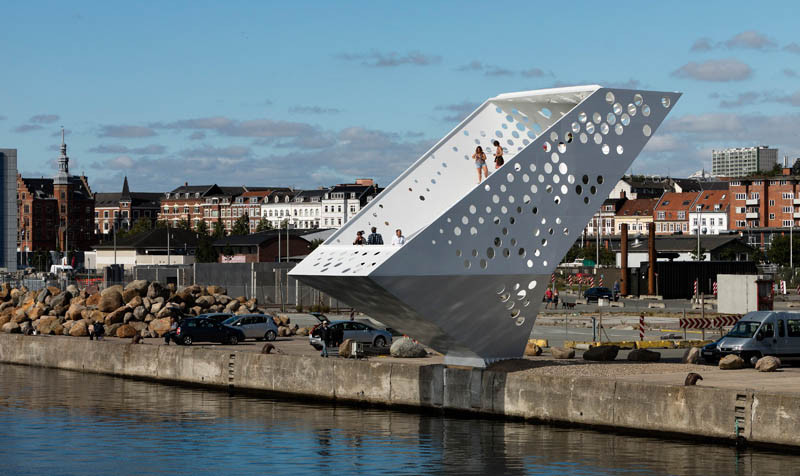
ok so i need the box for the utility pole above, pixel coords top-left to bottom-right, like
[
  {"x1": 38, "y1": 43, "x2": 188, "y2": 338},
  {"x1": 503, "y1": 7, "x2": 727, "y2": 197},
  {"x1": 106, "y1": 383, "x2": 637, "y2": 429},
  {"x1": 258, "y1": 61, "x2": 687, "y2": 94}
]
[
  {"x1": 167, "y1": 228, "x2": 171, "y2": 265},
  {"x1": 696, "y1": 205, "x2": 702, "y2": 261},
  {"x1": 791, "y1": 222, "x2": 794, "y2": 270},
  {"x1": 113, "y1": 220, "x2": 117, "y2": 266}
]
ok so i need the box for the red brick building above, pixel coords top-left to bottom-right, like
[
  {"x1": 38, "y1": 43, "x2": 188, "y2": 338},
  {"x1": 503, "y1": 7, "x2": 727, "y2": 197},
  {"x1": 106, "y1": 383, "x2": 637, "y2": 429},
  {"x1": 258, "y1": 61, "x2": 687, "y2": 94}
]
[
  {"x1": 728, "y1": 177, "x2": 800, "y2": 230},
  {"x1": 95, "y1": 176, "x2": 161, "y2": 235},
  {"x1": 17, "y1": 134, "x2": 95, "y2": 253}
]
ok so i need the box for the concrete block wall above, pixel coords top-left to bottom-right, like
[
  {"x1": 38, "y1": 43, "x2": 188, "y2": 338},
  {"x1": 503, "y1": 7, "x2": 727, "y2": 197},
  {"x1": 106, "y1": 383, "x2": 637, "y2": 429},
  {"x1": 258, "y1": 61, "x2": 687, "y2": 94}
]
[{"x1": 0, "y1": 334, "x2": 797, "y2": 448}]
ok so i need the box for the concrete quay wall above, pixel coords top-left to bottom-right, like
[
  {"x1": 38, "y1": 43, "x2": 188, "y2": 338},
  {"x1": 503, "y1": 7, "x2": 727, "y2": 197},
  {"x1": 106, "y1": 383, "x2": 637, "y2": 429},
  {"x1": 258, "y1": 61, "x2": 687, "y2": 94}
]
[{"x1": 0, "y1": 334, "x2": 796, "y2": 448}]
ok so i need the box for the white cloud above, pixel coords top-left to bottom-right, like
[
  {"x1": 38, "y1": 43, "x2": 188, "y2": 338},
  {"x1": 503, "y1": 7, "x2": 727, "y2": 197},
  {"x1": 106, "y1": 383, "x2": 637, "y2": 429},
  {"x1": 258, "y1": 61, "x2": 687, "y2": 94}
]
[{"x1": 671, "y1": 59, "x2": 753, "y2": 82}]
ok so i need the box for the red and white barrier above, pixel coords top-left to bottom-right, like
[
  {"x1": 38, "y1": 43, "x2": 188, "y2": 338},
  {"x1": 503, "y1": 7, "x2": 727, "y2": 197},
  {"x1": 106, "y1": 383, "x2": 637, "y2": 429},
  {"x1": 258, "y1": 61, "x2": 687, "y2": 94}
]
[
  {"x1": 639, "y1": 314, "x2": 645, "y2": 341},
  {"x1": 713, "y1": 281, "x2": 718, "y2": 296}
]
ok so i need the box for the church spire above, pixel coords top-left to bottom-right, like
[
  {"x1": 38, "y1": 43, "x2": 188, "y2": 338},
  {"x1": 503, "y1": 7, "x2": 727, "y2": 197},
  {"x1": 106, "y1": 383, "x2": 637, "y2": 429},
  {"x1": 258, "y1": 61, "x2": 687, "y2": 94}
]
[
  {"x1": 54, "y1": 126, "x2": 70, "y2": 185},
  {"x1": 121, "y1": 176, "x2": 131, "y2": 200}
]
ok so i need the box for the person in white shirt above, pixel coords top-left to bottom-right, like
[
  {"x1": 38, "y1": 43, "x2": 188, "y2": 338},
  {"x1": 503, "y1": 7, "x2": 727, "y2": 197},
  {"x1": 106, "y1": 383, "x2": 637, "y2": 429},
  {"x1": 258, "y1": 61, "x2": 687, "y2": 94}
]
[{"x1": 391, "y1": 229, "x2": 405, "y2": 246}]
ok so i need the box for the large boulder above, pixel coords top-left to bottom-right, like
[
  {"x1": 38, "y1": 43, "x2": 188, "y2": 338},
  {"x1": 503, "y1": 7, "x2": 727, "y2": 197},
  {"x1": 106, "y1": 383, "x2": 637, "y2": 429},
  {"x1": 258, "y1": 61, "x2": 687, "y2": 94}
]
[
  {"x1": 2, "y1": 321, "x2": 20, "y2": 333},
  {"x1": 133, "y1": 305, "x2": 147, "y2": 320},
  {"x1": 125, "y1": 280, "x2": 150, "y2": 297},
  {"x1": 127, "y1": 295, "x2": 143, "y2": 310},
  {"x1": 224, "y1": 300, "x2": 240, "y2": 313},
  {"x1": 147, "y1": 282, "x2": 166, "y2": 300},
  {"x1": 278, "y1": 326, "x2": 291, "y2": 337},
  {"x1": 98, "y1": 289, "x2": 123, "y2": 312},
  {"x1": 195, "y1": 295, "x2": 215, "y2": 308},
  {"x1": 755, "y1": 356, "x2": 781, "y2": 372},
  {"x1": 524, "y1": 341, "x2": 543, "y2": 356},
  {"x1": 49, "y1": 292, "x2": 69, "y2": 309},
  {"x1": 583, "y1": 345, "x2": 619, "y2": 361},
  {"x1": 148, "y1": 317, "x2": 171, "y2": 337},
  {"x1": 85, "y1": 292, "x2": 101, "y2": 307},
  {"x1": 719, "y1": 354, "x2": 745, "y2": 370},
  {"x1": 66, "y1": 284, "x2": 80, "y2": 297},
  {"x1": 0, "y1": 301, "x2": 13, "y2": 312},
  {"x1": 36, "y1": 288, "x2": 51, "y2": 304},
  {"x1": 0, "y1": 283, "x2": 11, "y2": 300},
  {"x1": 106, "y1": 323, "x2": 122, "y2": 337},
  {"x1": 150, "y1": 301, "x2": 164, "y2": 315},
  {"x1": 551, "y1": 347, "x2": 575, "y2": 359},
  {"x1": 12, "y1": 309, "x2": 30, "y2": 324},
  {"x1": 116, "y1": 324, "x2": 138, "y2": 338},
  {"x1": 627, "y1": 348, "x2": 661, "y2": 362},
  {"x1": 103, "y1": 285, "x2": 123, "y2": 296},
  {"x1": 214, "y1": 294, "x2": 231, "y2": 306},
  {"x1": 206, "y1": 285, "x2": 226, "y2": 296},
  {"x1": 104, "y1": 307, "x2": 127, "y2": 326},
  {"x1": 122, "y1": 287, "x2": 140, "y2": 304},
  {"x1": 173, "y1": 288, "x2": 195, "y2": 306},
  {"x1": 66, "y1": 303, "x2": 85, "y2": 320},
  {"x1": 245, "y1": 299, "x2": 257, "y2": 312},
  {"x1": 0, "y1": 314, "x2": 11, "y2": 328},
  {"x1": 390, "y1": 337, "x2": 427, "y2": 358},
  {"x1": 85, "y1": 309, "x2": 105, "y2": 323},
  {"x1": 339, "y1": 338, "x2": 357, "y2": 358},
  {"x1": 26, "y1": 303, "x2": 48, "y2": 320},
  {"x1": 34, "y1": 316, "x2": 63, "y2": 335},
  {"x1": 682, "y1": 347, "x2": 702, "y2": 364},
  {"x1": 156, "y1": 306, "x2": 177, "y2": 319},
  {"x1": 69, "y1": 320, "x2": 89, "y2": 337},
  {"x1": 9, "y1": 287, "x2": 24, "y2": 303}
]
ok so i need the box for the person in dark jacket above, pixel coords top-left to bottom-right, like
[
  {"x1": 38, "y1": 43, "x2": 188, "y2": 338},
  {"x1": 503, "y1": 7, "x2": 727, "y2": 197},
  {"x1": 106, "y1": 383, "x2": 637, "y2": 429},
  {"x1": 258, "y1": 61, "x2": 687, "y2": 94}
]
[
  {"x1": 367, "y1": 227, "x2": 384, "y2": 245},
  {"x1": 319, "y1": 321, "x2": 331, "y2": 357}
]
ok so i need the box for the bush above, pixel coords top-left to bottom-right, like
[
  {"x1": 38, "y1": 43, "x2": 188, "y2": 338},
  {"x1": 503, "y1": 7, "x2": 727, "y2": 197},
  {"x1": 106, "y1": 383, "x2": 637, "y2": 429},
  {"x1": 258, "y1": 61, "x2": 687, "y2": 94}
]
[{"x1": 295, "y1": 304, "x2": 303, "y2": 312}]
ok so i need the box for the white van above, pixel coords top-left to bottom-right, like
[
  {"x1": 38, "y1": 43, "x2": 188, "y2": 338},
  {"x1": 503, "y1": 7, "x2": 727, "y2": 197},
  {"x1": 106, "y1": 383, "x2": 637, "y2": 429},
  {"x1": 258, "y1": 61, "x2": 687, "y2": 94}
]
[{"x1": 703, "y1": 311, "x2": 800, "y2": 366}]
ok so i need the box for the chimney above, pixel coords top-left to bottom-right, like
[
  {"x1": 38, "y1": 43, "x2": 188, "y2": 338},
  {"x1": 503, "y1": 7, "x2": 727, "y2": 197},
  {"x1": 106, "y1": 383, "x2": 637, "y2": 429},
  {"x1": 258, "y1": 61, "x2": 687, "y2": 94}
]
[{"x1": 620, "y1": 190, "x2": 626, "y2": 199}]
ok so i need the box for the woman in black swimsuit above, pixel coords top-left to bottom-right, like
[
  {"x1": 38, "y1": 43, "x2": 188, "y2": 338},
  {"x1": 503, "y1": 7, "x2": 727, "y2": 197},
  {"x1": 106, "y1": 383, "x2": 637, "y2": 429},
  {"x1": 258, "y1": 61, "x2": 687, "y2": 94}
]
[{"x1": 493, "y1": 140, "x2": 504, "y2": 169}]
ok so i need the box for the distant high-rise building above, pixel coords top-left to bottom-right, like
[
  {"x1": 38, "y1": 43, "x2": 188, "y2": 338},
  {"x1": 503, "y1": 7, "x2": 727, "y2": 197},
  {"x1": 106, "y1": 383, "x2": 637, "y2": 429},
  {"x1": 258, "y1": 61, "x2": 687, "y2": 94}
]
[
  {"x1": 0, "y1": 149, "x2": 17, "y2": 271},
  {"x1": 712, "y1": 146, "x2": 778, "y2": 178}
]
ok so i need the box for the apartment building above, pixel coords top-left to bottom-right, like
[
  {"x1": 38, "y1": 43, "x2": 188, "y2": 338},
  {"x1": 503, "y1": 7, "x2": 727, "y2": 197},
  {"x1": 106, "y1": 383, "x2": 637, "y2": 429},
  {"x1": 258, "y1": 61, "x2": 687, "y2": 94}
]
[
  {"x1": 614, "y1": 198, "x2": 658, "y2": 235},
  {"x1": 728, "y1": 177, "x2": 800, "y2": 230},
  {"x1": 321, "y1": 180, "x2": 381, "y2": 229},
  {"x1": 653, "y1": 192, "x2": 700, "y2": 234},
  {"x1": 585, "y1": 198, "x2": 625, "y2": 236},
  {"x1": 688, "y1": 189, "x2": 729, "y2": 235},
  {"x1": 712, "y1": 146, "x2": 778, "y2": 178},
  {"x1": 95, "y1": 177, "x2": 161, "y2": 235}
]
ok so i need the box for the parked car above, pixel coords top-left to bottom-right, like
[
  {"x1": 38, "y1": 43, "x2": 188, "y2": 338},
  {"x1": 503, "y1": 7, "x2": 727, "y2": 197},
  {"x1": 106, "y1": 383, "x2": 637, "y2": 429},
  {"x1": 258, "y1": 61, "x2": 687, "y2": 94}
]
[
  {"x1": 222, "y1": 313, "x2": 278, "y2": 341},
  {"x1": 583, "y1": 287, "x2": 614, "y2": 302},
  {"x1": 172, "y1": 317, "x2": 245, "y2": 345},
  {"x1": 309, "y1": 320, "x2": 392, "y2": 350},
  {"x1": 704, "y1": 311, "x2": 800, "y2": 366},
  {"x1": 700, "y1": 338, "x2": 723, "y2": 364},
  {"x1": 197, "y1": 312, "x2": 233, "y2": 323}
]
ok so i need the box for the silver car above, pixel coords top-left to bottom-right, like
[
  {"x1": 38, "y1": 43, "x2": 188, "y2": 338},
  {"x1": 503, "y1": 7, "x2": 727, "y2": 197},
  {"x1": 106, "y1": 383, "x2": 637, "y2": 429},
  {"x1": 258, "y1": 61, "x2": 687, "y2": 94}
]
[
  {"x1": 309, "y1": 320, "x2": 392, "y2": 350},
  {"x1": 707, "y1": 311, "x2": 800, "y2": 366},
  {"x1": 223, "y1": 314, "x2": 279, "y2": 341}
]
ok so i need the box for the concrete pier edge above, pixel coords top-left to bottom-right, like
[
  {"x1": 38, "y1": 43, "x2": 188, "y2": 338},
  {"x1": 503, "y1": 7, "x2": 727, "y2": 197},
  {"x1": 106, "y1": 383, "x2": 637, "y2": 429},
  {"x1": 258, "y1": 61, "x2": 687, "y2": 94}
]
[{"x1": 1, "y1": 334, "x2": 797, "y2": 449}]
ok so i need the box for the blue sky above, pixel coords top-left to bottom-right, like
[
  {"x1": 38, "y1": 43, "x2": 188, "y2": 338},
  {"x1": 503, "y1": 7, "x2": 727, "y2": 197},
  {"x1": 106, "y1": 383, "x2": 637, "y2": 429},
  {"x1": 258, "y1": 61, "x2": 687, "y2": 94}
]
[{"x1": 3, "y1": 1, "x2": 800, "y2": 192}]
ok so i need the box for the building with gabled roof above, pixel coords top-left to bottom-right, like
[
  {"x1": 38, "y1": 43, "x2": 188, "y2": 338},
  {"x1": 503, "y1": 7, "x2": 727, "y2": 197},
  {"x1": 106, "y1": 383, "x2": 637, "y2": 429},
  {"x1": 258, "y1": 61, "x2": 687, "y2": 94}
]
[
  {"x1": 653, "y1": 192, "x2": 701, "y2": 235},
  {"x1": 17, "y1": 131, "x2": 95, "y2": 255},
  {"x1": 614, "y1": 198, "x2": 658, "y2": 235},
  {"x1": 689, "y1": 189, "x2": 729, "y2": 235},
  {"x1": 95, "y1": 176, "x2": 161, "y2": 236}
]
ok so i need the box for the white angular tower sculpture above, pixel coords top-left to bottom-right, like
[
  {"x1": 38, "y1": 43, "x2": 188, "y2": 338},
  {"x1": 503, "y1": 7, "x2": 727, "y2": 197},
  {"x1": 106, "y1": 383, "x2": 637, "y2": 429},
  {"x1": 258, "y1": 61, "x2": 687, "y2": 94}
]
[{"x1": 290, "y1": 86, "x2": 680, "y2": 367}]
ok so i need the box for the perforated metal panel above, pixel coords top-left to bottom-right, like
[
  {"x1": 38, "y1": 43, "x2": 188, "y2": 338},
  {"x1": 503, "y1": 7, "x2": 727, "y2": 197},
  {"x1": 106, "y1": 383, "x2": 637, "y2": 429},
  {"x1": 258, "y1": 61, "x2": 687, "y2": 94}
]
[{"x1": 290, "y1": 86, "x2": 680, "y2": 366}]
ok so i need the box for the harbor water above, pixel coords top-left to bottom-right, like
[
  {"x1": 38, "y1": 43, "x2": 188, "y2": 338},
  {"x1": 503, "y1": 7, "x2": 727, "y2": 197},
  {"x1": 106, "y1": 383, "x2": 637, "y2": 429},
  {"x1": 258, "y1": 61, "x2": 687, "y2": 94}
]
[{"x1": 0, "y1": 363, "x2": 797, "y2": 475}]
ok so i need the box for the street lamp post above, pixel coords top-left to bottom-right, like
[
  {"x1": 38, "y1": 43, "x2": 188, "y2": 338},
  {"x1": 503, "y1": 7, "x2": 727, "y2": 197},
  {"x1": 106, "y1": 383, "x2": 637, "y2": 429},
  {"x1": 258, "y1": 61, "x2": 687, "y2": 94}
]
[{"x1": 696, "y1": 205, "x2": 702, "y2": 261}]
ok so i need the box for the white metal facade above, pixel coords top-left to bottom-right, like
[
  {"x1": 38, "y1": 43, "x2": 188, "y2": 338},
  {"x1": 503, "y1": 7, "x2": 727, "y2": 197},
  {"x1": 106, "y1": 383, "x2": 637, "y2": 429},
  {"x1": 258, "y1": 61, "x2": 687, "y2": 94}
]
[{"x1": 290, "y1": 86, "x2": 680, "y2": 366}]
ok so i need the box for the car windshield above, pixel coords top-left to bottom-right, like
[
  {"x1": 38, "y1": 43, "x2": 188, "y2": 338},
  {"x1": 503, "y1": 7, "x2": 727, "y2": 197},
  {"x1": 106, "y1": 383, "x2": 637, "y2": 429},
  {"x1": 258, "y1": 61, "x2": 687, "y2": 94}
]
[
  {"x1": 222, "y1": 316, "x2": 238, "y2": 325},
  {"x1": 726, "y1": 321, "x2": 761, "y2": 338}
]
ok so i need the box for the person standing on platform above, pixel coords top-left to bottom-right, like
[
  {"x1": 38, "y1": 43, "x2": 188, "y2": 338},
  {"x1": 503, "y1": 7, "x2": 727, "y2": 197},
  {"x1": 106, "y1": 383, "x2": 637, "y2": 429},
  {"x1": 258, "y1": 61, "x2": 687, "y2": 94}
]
[
  {"x1": 367, "y1": 227, "x2": 384, "y2": 245},
  {"x1": 392, "y1": 229, "x2": 405, "y2": 246}
]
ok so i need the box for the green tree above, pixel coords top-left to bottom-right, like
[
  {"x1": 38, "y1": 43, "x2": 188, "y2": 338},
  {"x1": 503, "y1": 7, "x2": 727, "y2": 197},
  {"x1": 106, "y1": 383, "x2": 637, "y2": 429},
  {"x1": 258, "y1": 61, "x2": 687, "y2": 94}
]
[
  {"x1": 155, "y1": 220, "x2": 169, "y2": 229},
  {"x1": 689, "y1": 246, "x2": 707, "y2": 261},
  {"x1": 753, "y1": 247, "x2": 767, "y2": 264},
  {"x1": 195, "y1": 220, "x2": 209, "y2": 236},
  {"x1": 256, "y1": 218, "x2": 272, "y2": 232},
  {"x1": 212, "y1": 221, "x2": 226, "y2": 239},
  {"x1": 118, "y1": 217, "x2": 152, "y2": 240},
  {"x1": 231, "y1": 214, "x2": 250, "y2": 235},
  {"x1": 767, "y1": 234, "x2": 799, "y2": 266},
  {"x1": 176, "y1": 218, "x2": 191, "y2": 231},
  {"x1": 195, "y1": 235, "x2": 218, "y2": 263}
]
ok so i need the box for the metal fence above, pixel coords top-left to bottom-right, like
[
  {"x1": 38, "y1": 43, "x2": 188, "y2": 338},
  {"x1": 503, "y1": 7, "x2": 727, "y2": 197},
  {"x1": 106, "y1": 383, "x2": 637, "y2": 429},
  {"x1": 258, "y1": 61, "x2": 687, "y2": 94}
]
[{"x1": 2, "y1": 263, "x2": 349, "y2": 312}]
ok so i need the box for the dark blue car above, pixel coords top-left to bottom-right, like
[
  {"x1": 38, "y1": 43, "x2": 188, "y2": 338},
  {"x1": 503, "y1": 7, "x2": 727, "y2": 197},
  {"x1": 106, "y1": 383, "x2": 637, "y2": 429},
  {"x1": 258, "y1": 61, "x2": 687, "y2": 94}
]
[
  {"x1": 172, "y1": 317, "x2": 245, "y2": 345},
  {"x1": 583, "y1": 287, "x2": 614, "y2": 302}
]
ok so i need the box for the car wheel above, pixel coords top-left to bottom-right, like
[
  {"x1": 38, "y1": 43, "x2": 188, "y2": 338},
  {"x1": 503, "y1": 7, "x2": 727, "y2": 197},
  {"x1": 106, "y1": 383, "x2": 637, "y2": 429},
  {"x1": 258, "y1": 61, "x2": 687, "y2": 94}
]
[
  {"x1": 745, "y1": 352, "x2": 761, "y2": 367},
  {"x1": 182, "y1": 335, "x2": 192, "y2": 346},
  {"x1": 228, "y1": 335, "x2": 239, "y2": 345},
  {"x1": 374, "y1": 336, "x2": 387, "y2": 347},
  {"x1": 265, "y1": 330, "x2": 277, "y2": 342}
]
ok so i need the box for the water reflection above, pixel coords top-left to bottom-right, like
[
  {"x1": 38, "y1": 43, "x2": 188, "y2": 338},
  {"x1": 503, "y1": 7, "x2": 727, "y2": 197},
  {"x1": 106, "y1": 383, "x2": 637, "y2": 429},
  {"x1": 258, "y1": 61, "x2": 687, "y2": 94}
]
[{"x1": 0, "y1": 364, "x2": 796, "y2": 475}]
